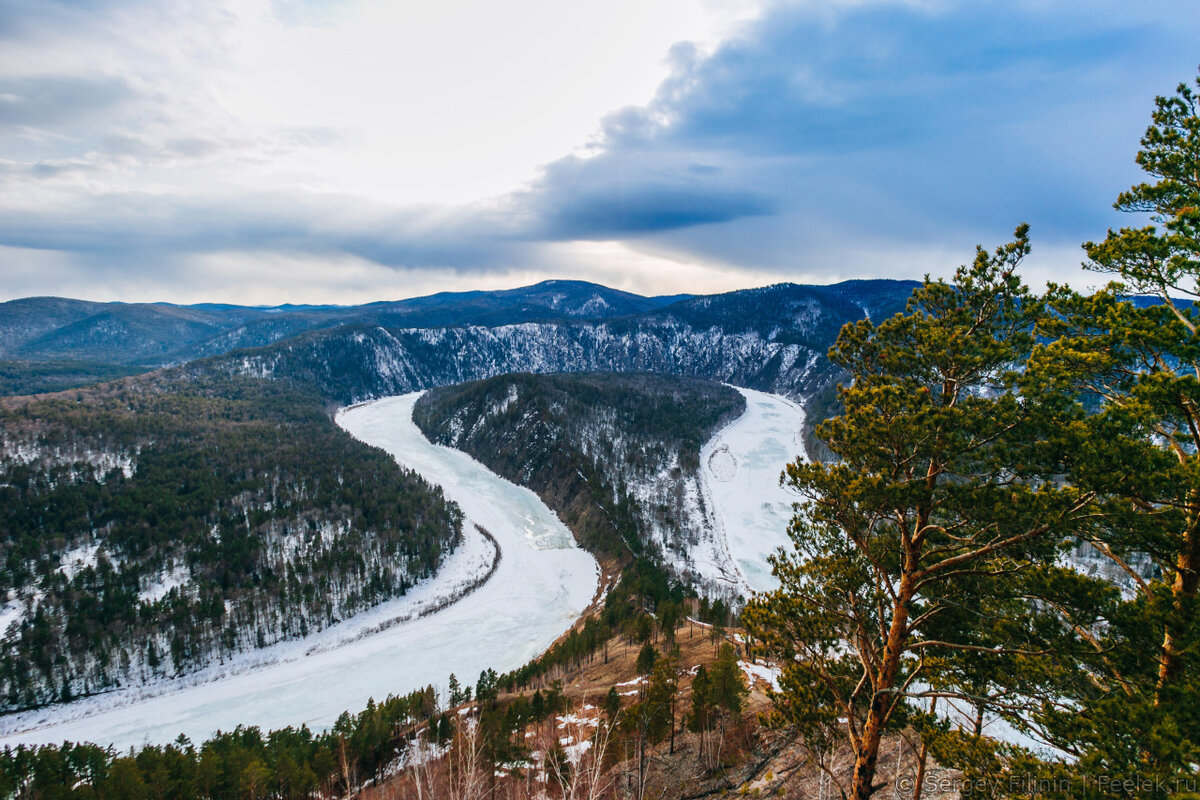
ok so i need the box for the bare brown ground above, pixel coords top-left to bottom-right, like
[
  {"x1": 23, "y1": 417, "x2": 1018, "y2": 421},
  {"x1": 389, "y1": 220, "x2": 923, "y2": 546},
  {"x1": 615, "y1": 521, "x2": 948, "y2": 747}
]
[{"x1": 357, "y1": 619, "x2": 960, "y2": 800}]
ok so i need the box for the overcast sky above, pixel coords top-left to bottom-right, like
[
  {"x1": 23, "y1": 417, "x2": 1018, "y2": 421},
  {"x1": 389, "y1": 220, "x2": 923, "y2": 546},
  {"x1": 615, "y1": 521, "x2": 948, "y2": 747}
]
[{"x1": 1, "y1": 0, "x2": 1197, "y2": 304}]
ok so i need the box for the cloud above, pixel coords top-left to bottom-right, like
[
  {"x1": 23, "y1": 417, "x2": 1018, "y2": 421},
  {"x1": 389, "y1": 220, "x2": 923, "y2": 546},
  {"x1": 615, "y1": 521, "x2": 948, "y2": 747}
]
[
  {"x1": 515, "y1": 0, "x2": 1200, "y2": 287},
  {"x1": 527, "y1": 154, "x2": 775, "y2": 239},
  {"x1": 0, "y1": 189, "x2": 524, "y2": 269},
  {"x1": 0, "y1": 75, "x2": 136, "y2": 129},
  {"x1": 0, "y1": 0, "x2": 1197, "y2": 302}
]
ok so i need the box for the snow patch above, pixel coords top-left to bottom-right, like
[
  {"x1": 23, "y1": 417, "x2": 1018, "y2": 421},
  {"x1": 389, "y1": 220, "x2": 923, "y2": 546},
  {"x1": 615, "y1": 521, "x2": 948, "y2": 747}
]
[
  {"x1": 58, "y1": 543, "x2": 102, "y2": 581},
  {"x1": 0, "y1": 595, "x2": 25, "y2": 638},
  {"x1": 138, "y1": 565, "x2": 191, "y2": 604},
  {"x1": 738, "y1": 660, "x2": 781, "y2": 691}
]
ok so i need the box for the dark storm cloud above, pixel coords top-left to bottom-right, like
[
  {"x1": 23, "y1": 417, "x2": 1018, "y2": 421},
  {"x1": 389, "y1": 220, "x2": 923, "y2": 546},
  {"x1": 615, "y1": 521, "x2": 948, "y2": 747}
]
[
  {"x1": 529, "y1": 154, "x2": 775, "y2": 239},
  {"x1": 518, "y1": 0, "x2": 1200, "y2": 269},
  {"x1": 625, "y1": 8, "x2": 1148, "y2": 156}
]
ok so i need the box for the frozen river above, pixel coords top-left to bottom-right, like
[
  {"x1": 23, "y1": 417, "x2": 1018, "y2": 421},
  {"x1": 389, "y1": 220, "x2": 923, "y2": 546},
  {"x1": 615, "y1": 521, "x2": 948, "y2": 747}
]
[
  {"x1": 0, "y1": 393, "x2": 598, "y2": 750},
  {"x1": 700, "y1": 388, "x2": 808, "y2": 592}
]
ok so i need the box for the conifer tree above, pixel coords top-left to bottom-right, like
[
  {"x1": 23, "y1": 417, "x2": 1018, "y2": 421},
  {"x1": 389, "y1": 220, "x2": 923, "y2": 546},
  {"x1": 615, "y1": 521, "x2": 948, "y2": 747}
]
[
  {"x1": 1079, "y1": 69, "x2": 1200, "y2": 708},
  {"x1": 620, "y1": 656, "x2": 676, "y2": 798},
  {"x1": 1025, "y1": 69, "x2": 1200, "y2": 791},
  {"x1": 708, "y1": 643, "x2": 747, "y2": 718},
  {"x1": 744, "y1": 229, "x2": 1099, "y2": 800},
  {"x1": 635, "y1": 642, "x2": 657, "y2": 676},
  {"x1": 687, "y1": 664, "x2": 713, "y2": 760},
  {"x1": 602, "y1": 686, "x2": 622, "y2": 723}
]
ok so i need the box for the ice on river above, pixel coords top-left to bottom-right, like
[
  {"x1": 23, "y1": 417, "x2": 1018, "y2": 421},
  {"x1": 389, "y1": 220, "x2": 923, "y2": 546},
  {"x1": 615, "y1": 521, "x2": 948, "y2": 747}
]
[
  {"x1": 699, "y1": 388, "x2": 807, "y2": 593},
  {"x1": 0, "y1": 393, "x2": 597, "y2": 750}
]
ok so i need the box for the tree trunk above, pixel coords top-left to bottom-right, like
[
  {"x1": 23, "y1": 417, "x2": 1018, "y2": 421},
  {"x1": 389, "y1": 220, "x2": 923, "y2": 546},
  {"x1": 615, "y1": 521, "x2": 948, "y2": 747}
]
[
  {"x1": 1157, "y1": 520, "x2": 1200, "y2": 705},
  {"x1": 912, "y1": 697, "x2": 937, "y2": 800},
  {"x1": 669, "y1": 696, "x2": 676, "y2": 755},
  {"x1": 851, "y1": 725, "x2": 884, "y2": 800},
  {"x1": 851, "y1": 572, "x2": 914, "y2": 800},
  {"x1": 637, "y1": 734, "x2": 647, "y2": 800}
]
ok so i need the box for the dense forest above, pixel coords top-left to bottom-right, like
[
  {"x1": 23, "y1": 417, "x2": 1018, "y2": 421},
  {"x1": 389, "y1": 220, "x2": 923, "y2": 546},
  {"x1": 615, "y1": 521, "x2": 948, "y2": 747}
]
[
  {"x1": 0, "y1": 585, "x2": 742, "y2": 800},
  {"x1": 0, "y1": 371, "x2": 461, "y2": 710},
  {"x1": 413, "y1": 372, "x2": 744, "y2": 583},
  {"x1": 0, "y1": 361, "x2": 146, "y2": 397}
]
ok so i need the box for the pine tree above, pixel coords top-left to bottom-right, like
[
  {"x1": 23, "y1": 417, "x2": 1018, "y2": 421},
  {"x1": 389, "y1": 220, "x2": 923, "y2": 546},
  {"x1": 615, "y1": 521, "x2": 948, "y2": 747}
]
[
  {"x1": 1023, "y1": 69, "x2": 1200, "y2": 792},
  {"x1": 708, "y1": 643, "x2": 747, "y2": 718},
  {"x1": 635, "y1": 642, "x2": 657, "y2": 676},
  {"x1": 475, "y1": 668, "x2": 499, "y2": 706},
  {"x1": 448, "y1": 673, "x2": 464, "y2": 706},
  {"x1": 687, "y1": 665, "x2": 714, "y2": 765},
  {"x1": 602, "y1": 686, "x2": 621, "y2": 723},
  {"x1": 1078, "y1": 68, "x2": 1200, "y2": 709},
  {"x1": 744, "y1": 229, "x2": 1099, "y2": 800},
  {"x1": 621, "y1": 654, "x2": 677, "y2": 796}
]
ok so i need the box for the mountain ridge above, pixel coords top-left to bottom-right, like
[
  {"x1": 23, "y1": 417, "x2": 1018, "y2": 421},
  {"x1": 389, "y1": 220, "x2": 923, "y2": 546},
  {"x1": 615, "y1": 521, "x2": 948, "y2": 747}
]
[{"x1": 0, "y1": 279, "x2": 922, "y2": 380}]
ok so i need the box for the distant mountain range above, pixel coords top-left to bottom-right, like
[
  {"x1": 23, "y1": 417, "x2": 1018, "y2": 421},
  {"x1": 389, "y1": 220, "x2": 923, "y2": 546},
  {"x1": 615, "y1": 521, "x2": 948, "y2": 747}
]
[
  {"x1": 0, "y1": 278, "x2": 921, "y2": 399},
  {"x1": 0, "y1": 281, "x2": 693, "y2": 368}
]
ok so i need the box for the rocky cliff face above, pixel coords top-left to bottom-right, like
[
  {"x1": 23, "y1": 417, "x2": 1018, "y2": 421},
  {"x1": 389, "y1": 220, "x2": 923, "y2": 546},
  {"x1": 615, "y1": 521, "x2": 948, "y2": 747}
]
[
  {"x1": 227, "y1": 320, "x2": 816, "y2": 401},
  {"x1": 219, "y1": 281, "x2": 920, "y2": 411}
]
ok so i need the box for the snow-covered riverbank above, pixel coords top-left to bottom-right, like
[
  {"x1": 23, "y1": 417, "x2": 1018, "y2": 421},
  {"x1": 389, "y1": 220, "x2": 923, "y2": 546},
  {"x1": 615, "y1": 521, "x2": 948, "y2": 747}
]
[{"x1": 0, "y1": 393, "x2": 598, "y2": 750}]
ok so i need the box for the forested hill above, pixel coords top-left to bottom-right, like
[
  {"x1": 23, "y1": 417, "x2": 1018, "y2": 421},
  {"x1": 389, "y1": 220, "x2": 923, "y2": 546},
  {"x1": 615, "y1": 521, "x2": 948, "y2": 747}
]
[
  {"x1": 214, "y1": 282, "x2": 918, "y2": 418},
  {"x1": 0, "y1": 371, "x2": 461, "y2": 711},
  {"x1": 0, "y1": 281, "x2": 691, "y2": 393},
  {"x1": 0, "y1": 279, "x2": 918, "y2": 399},
  {"x1": 413, "y1": 372, "x2": 745, "y2": 588}
]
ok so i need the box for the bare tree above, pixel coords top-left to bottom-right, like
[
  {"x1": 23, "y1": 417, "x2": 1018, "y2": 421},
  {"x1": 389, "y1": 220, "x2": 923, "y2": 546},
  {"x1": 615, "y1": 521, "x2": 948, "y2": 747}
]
[
  {"x1": 447, "y1": 716, "x2": 488, "y2": 800},
  {"x1": 543, "y1": 706, "x2": 617, "y2": 800}
]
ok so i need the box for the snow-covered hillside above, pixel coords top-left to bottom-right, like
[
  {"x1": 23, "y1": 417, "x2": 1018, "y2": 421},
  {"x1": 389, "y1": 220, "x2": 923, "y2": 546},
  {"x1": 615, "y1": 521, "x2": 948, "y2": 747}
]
[
  {"x1": 0, "y1": 394, "x2": 597, "y2": 749},
  {"x1": 415, "y1": 375, "x2": 810, "y2": 600},
  {"x1": 0, "y1": 378, "x2": 463, "y2": 711},
  {"x1": 413, "y1": 373, "x2": 748, "y2": 592},
  {"x1": 222, "y1": 314, "x2": 830, "y2": 408}
]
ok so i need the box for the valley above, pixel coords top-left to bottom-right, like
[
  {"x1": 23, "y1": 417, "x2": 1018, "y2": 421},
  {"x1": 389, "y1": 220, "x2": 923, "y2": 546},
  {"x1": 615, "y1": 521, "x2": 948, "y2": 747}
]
[
  {"x1": 2, "y1": 9, "x2": 1193, "y2": 791},
  {"x1": 0, "y1": 272, "x2": 1189, "y2": 796},
  {"x1": 0, "y1": 279, "x2": 868, "y2": 751},
  {"x1": 0, "y1": 392, "x2": 600, "y2": 748},
  {"x1": 0, "y1": 382, "x2": 809, "y2": 751}
]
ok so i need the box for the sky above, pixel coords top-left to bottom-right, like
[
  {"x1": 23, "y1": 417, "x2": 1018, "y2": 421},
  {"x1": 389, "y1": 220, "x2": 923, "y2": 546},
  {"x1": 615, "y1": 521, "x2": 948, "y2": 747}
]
[{"x1": 1, "y1": 0, "x2": 1197, "y2": 305}]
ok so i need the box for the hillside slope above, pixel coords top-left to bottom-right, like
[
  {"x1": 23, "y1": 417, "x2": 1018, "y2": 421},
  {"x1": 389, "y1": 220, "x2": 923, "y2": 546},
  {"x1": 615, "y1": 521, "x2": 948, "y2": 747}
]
[
  {"x1": 414, "y1": 373, "x2": 745, "y2": 590},
  {"x1": 223, "y1": 282, "x2": 914, "y2": 405},
  {"x1": 0, "y1": 281, "x2": 695, "y2": 373},
  {"x1": 0, "y1": 373, "x2": 461, "y2": 711}
]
